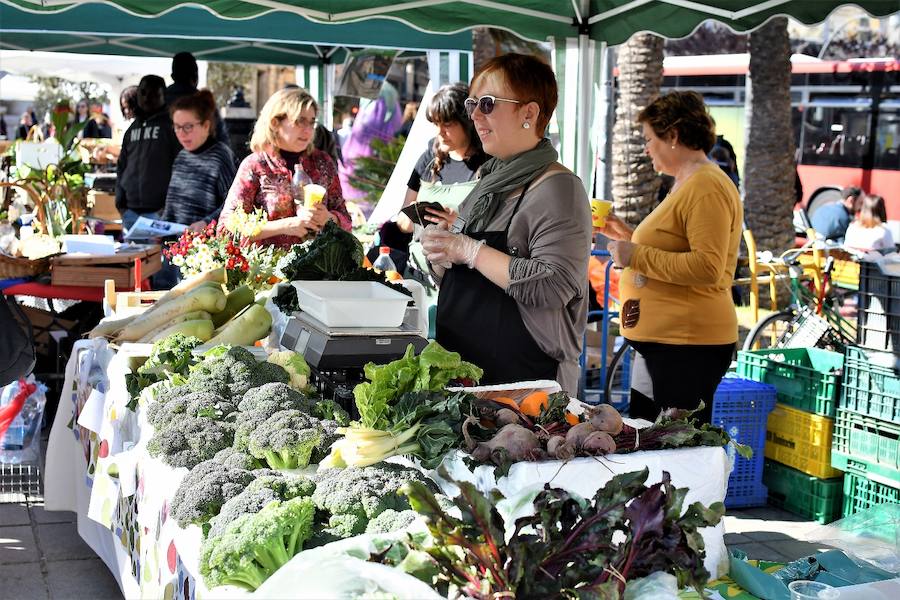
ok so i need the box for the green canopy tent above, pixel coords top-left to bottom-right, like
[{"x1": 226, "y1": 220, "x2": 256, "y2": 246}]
[
  {"x1": 0, "y1": 1, "x2": 474, "y2": 127},
  {"x1": 6, "y1": 0, "x2": 898, "y2": 189}
]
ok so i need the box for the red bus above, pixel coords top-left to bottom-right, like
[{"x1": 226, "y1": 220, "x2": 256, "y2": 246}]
[{"x1": 661, "y1": 54, "x2": 900, "y2": 239}]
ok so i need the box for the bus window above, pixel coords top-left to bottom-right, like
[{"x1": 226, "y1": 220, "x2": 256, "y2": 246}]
[
  {"x1": 800, "y1": 104, "x2": 871, "y2": 168},
  {"x1": 875, "y1": 103, "x2": 900, "y2": 170}
]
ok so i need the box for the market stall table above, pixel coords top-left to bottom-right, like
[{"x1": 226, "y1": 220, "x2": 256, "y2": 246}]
[{"x1": 43, "y1": 338, "x2": 739, "y2": 599}]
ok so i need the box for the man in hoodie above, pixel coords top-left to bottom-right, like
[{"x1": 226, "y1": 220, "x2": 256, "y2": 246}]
[{"x1": 116, "y1": 75, "x2": 181, "y2": 233}]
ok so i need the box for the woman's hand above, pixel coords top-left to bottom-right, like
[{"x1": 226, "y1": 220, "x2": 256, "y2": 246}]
[
  {"x1": 596, "y1": 213, "x2": 634, "y2": 241},
  {"x1": 309, "y1": 203, "x2": 333, "y2": 230},
  {"x1": 287, "y1": 215, "x2": 311, "y2": 239},
  {"x1": 421, "y1": 222, "x2": 484, "y2": 269},
  {"x1": 295, "y1": 206, "x2": 320, "y2": 232},
  {"x1": 424, "y1": 206, "x2": 458, "y2": 229},
  {"x1": 607, "y1": 240, "x2": 636, "y2": 268},
  {"x1": 188, "y1": 220, "x2": 207, "y2": 233}
]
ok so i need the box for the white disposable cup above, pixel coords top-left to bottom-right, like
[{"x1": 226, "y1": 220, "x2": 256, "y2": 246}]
[{"x1": 789, "y1": 580, "x2": 840, "y2": 600}]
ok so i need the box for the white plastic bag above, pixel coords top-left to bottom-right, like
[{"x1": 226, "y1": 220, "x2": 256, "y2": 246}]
[
  {"x1": 0, "y1": 376, "x2": 48, "y2": 465},
  {"x1": 806, "y1": 504, "x2": 900, "y2": 574}
]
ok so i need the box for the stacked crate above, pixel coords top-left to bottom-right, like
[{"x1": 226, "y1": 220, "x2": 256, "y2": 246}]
[
  {"x1": 711, "y1": 376, "x2": 777, "y2": 508},
  {"x1": 737, "y1": 347, "x2": 845, "y2": 523},
  {"x1": 832, "y1": 344, "x2": 900, "y2": 517}
]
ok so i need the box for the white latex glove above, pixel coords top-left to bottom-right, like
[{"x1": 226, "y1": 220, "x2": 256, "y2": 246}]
[{"x1": 421, "y1": 223, "x2": 485, "y2": 269}]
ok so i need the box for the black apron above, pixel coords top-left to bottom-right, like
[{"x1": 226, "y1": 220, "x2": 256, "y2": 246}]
[{"x1": 435, "y1": 180, "x2": 558, "y2": 385}]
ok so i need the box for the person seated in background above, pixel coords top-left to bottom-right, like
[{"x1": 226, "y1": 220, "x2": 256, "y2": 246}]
[
  {"x1": 115, "y1": 75, "x2": 182, "y2": 233},
  {"x1": 844, "y1": 194, "x2": 895, "y2": 252},
  {"x1": 15, "y1": 112, "x2": 33, "y2": 140},
  {"x1": 810, "y1": 186, "x2": 863, "y2": 243},
  {"x1": 83, "y1": 105, "x2": 112, "y2": 139},
  {"x1": 162, "y1": 90, "x2": 236, "y2": 233},
  {"x1": 220, "y1": 87, "x2": 351, "y2": 247}
]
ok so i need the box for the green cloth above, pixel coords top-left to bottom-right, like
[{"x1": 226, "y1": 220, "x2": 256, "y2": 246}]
[{"x1": 463, "y1": 138, "x2": 558, "y2": 233}]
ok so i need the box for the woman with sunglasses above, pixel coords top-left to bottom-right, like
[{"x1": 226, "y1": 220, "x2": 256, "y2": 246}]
[
  {"x1": 421, "y1": 54, "x2": 592, "y2": 395},
  {"x1": 161, "y1": 90, "x2": 236, "y2": 233},
  {"x1": 221, "y1": 88, "x2": 351, "y2": 247}
]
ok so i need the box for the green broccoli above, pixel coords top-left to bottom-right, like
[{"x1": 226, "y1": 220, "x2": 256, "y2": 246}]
[
  {"x1": 199, "y1": 496, "x2": 315, "y2": 591},
  {"x1": 125, "y1": 334, "x2": 202, "y2": 408},
  {"x1": 208, "y1": 472, "x2": 316, "y2": 539},
  {"x1": 146, "y1": 391, "x2": 237, "y2": 430},
  {"x1": 247, "y1": 410, "x2": 322, "y2": 470},
  {"x1": 146, "y1": 416, "x2": 234, "y2": 469},
  {"x1": 169, "y1": 460, "x2": 255, "y2": 530},
  {"x1": 314, "y1": 399, "x2": 351, "y2": 426},
  {"x1": 187, "y1": 346, "x2": 289, "y2": 400},
  {"x1": 213, "y1": 447, "x2": 261, "y2": 471},
  {"x1": 311, "y1": 463, "x2": 431, "y2": 538},
  {"x1": 238, "y1": 382, "x2": 316, "y2": 414},
  {"x1": 364, "y1": 509, "x2": 419, "y2": 534}
]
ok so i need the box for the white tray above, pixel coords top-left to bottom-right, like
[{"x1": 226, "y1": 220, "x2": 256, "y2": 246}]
[{"x1": 292, "y1": 281, "x2": 409, "y2": 328}]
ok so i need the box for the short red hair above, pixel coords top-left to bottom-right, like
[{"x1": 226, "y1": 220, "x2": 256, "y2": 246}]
[{"x1": 471, "y1": 53, "x2": 557, "y2": 135}]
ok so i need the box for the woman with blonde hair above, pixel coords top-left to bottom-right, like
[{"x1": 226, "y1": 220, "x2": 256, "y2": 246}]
[
  {"x1": 844, "y1": 194, "x2": 894, "y2": 252},
  {"x1": 220, "y1": 87, "x2": 351, "y2": 246}
]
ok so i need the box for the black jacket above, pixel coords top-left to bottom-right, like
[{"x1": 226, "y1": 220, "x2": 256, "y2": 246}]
[{"x1": 115, "y1": 109, "x2": 181, "y2": 214}]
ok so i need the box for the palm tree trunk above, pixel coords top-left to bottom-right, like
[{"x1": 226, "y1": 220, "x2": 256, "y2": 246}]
[
  {"x1": 611, "y1": 33, "x2": 664, "y2": 227},
  {"x1": 745, "y1": 17, "x2": 796, "y2": 255}
]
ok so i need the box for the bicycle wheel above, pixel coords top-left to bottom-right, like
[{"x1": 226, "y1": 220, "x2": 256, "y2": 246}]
[
  {"x1": 742, "y1": 309, "x2": 797, "y2": 351},
  {"x1": 604, "y1": 340, "x2": 635, "y2": 413}
]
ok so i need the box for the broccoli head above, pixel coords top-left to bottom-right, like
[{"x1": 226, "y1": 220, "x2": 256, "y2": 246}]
[
  {"x1": 311, "y1": 418, "x2": 342, "y2": 465},
  {"x1": 147, "y1": 416, "x2": 234, "y2": 469},
  {"x1": 364, "y1": 509, "x2": 419, "y2": 534},
  {"x1": 213, "y1": 447, "x2": 261, "y2": 471},
  {"x1": 311, "y1": 463, "x2": 431, "y2": 538},
  {"x1": 314, "y1": 399, "x2": 351, "y2": 426},
  {"x1": 169, "y1": 460, "x2": 255, "y2": 530},
  {"x1": 187, "y1": 346, "x2": 289, "y2": 400},
  {"x1": 208, "y1": 471, "x2": 316, "y2": 539},
  {"x1": 238, "y1": 382, "x2": 316, "y2": 415},
  {"x1": 247, "y1": 410, "x2": 322, "y2": 470},
  {"x1": 199, "y1": 496, "x2": 316, "y2": 591},
  {"x1": 146, "y1": 390, "x2": 237, "y2": 430}
]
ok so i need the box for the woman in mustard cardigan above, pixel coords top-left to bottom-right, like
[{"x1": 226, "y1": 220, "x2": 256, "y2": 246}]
[{"x1": 600, "y1": 91, "x2": 742, "y2": 424}]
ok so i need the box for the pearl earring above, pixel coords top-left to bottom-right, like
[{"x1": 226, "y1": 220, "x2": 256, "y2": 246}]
[{"x1": 523, "y1": 122, "x2": 531, "y2": 129}]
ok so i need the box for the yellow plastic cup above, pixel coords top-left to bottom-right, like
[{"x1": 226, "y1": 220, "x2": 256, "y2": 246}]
[
  {"x1": 591, "y1": 199, "x2": 613, "y2": 228},
  {"x1": 304, "y1": 184, "x2": 326, "y2": 208}
]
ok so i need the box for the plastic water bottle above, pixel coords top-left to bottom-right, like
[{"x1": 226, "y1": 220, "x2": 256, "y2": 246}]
[
  {"x1": 291, "y1": 164, "x2": 312, "y2": 208},
  {"x1": 372, "y1": 246, "x2": 402, "y2": 281}
]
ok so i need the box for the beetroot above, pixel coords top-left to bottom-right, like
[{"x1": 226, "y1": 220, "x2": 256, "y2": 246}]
[
  {"x1": 565, "y1": 422, "x2": 598, "y2": 448},
  {"x1": 587, "y1": 404, "x2": 623, "y2": 435},
  {"x1": 582, "y1": 431, "x2": 616, "y2": 455},
  {"x1": 471, "y1": 424, "x2": 540, "y2": 462}
]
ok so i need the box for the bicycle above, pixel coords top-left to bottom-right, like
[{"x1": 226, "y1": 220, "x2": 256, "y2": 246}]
[{"x1": 742, "y1": 242, "x2": 856, "y2": 352}]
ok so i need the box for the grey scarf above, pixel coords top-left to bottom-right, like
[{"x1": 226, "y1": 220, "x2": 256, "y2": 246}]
[{"x1": 462, "y1": 138, "x2": 558, "y2": 233}]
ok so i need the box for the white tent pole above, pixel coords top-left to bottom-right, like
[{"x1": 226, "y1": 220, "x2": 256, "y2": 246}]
[
  {"x1": 323, "y1": 61, "x2": 336, "y2": 129},
  {"x1": 562, "y1": 37, "x2": 578, "y2": 169},
  {"x1": 295, "y1": 65, "x2": 306, "y2": 88},
  {"x1": 594, "y1": 41, "x2": 613, "y2": 199},
  {"x1": 575, "y1": 7, "x2": 593, "y2": 193},
  {"x1": 448, "y1": 51, "x2": 460, "y2": 84}
]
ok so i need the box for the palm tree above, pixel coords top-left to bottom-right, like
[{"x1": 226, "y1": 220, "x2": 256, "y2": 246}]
[
  {"x1": 611, "y1": 33, "x2": 665, "y2": 226},
  {"x1": 744, "y1": 17, "x2": 796, "y2": 255}
]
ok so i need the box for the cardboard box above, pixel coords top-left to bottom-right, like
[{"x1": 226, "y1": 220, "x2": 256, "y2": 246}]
[
  {"x1": 19, "y1": 306, "x2": 78, "y2": 356},
  {"x1": 87, "y1": 190, "x2": 120, "y2": 222}
]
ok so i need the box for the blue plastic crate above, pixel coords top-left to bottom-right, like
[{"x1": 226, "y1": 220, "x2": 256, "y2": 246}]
[{"x1": 713, "y1": 376, "x2": 777, "y2": 508}]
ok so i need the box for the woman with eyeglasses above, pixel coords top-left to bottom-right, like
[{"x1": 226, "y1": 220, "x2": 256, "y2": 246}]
[
  {"x1": 420, "y1": 53, "x2": 592, "y2": 395},
  {"x1": 221, "y1": 88, "x2": 351, "y2": 247},
  {"x1": 161, "y1": 90, "x2": 236, "y2": 233}
]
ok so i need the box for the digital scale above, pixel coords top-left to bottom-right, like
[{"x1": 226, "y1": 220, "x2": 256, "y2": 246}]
[{"x1": 280, "y1": 307, "x2": 429, "y2": 370}]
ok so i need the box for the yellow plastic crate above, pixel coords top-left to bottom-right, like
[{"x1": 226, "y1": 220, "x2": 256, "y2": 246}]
[
  {"x1": 799, "y1": 253, "x2": 859, "y2": 289},
  {"x1": 765, "y1": 403, "x2": 842, "y2": 479}
]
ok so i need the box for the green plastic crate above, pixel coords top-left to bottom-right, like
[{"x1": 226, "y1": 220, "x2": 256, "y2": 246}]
[
  {"x1": 737, "y1": 348, "x2": 843, "y2": 417},
  {"x1": 842, "y1": 469, "x2": 900, "y2": 520},
  {"x1": 763, "y1": 459, "x2": 843, "y2": 524},
  {"x1": 831, "y1": 409, "x2": 900, "y2": 487},
  {"x1": 840, "y1": 346, "x2": 900, "y2": 423}
]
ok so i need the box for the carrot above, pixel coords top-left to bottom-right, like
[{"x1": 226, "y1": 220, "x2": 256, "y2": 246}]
[
  {"x1": 520, "y1": 391, "x2": 549, "y2": 418},
  {"x1": 565, "y1": 411, "x2": 581, "y2": 427},
  {"x1": 489, "y1": 396, "x2": 520, "y2": 412}
]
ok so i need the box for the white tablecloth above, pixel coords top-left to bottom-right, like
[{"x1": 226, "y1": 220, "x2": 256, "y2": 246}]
[{"x1": 44, "y1": 340, "x2": 729, "y2": 598}]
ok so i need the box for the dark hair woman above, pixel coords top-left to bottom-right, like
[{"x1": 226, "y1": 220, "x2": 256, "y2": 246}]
[
  {"x1": 162, "y1": 90, "x2": 236, "y2": 232},
  {"x1": 598, "y1": 90, "x2": 743, "y2": 424},
  {"x1": 390, "y1": 83, "x2": 489, "y2": 298},
  {"x1": 420, "y1": 54, "x2": 592, "y2": 395}
]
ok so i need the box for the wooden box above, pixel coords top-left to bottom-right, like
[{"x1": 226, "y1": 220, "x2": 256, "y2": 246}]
[
  {"x1": 51, "y1": 244, "x2": 162, "y2": 288},
  {"x1": 87, "y1": 190, "x2": 121, "y2": 222}
]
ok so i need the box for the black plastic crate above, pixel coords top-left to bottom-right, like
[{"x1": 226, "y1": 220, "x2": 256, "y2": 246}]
[{"x1": 857, "y1": 261, "x2": 900, "y2": 352}]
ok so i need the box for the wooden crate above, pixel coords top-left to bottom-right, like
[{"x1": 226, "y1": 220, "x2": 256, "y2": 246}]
[
  {"x1": 51, "y1": 244, "x2": 161, "y2": 288},
  {"x1": 87, "y1": 190, "x2": 121, "y2": 222},
  {"x1": 104, "y1": 280, "x2": 166, "y2": 316}
]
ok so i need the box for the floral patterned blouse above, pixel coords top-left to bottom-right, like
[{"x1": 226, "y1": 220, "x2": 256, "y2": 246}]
[{"x1": 220, "y1": 148, "x2": 352, "y2": 247}]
